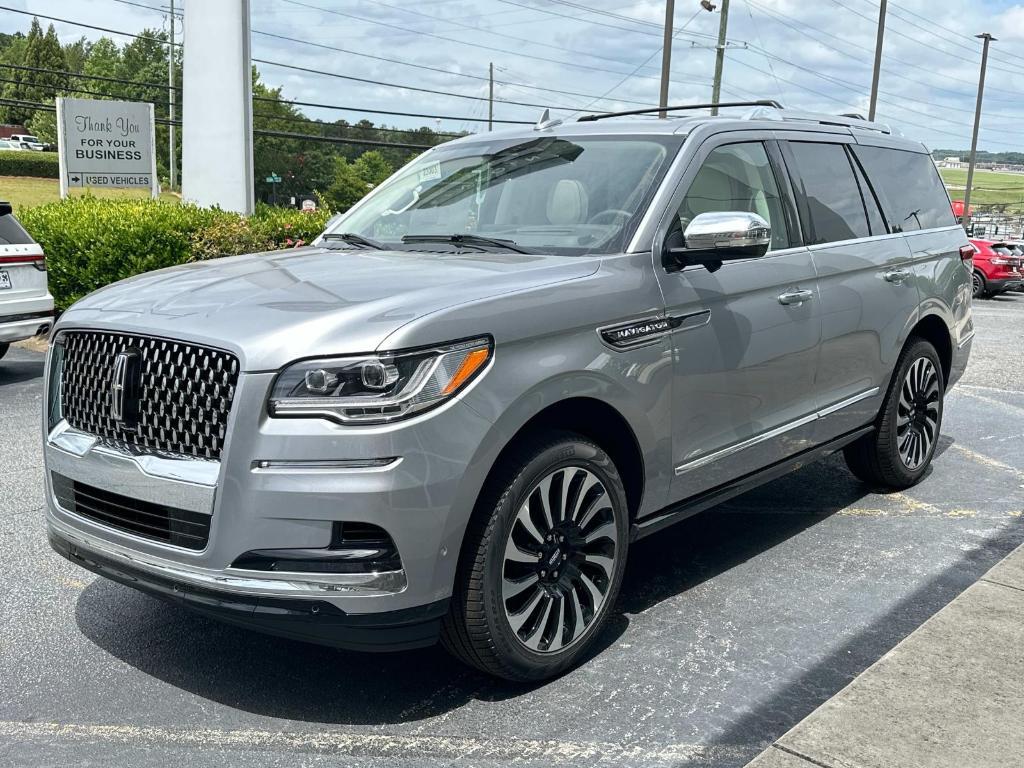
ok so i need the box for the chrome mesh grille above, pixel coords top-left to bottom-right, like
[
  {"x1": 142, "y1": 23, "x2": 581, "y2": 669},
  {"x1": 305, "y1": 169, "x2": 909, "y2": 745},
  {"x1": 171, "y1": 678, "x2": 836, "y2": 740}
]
[{"x1": 60, "y1": 330, "x2": 240, "y2": 460}]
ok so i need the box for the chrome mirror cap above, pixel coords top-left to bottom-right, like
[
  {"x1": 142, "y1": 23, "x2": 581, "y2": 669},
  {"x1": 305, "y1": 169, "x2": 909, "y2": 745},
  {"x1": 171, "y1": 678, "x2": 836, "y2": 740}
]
[{"x1": 682, "y1": 211, "x2": 772, "y2": 253}]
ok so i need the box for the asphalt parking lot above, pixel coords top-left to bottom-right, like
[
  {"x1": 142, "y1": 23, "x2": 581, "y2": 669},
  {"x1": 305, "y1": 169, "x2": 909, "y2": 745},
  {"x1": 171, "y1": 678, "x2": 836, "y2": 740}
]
[{"x1": 2, "y1": 296, "x2": 1023, "y2": 768}]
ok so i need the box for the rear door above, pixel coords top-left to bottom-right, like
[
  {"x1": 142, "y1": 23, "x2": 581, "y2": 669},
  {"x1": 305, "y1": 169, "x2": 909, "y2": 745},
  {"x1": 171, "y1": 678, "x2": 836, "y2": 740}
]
[
  {"x1": 653, "y1": 134, "x2": 822, "y2": 501},
  {"x1": 0, "y1": 207, "x2": 47, "y2": 308},
  {"x1": 779, "y1": 138, "x2": 918, "y2": 441}
]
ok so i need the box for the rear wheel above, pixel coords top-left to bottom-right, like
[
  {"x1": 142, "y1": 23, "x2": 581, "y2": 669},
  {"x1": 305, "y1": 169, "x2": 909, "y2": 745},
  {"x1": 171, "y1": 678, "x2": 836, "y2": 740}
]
[
  {"x1": 441, "y1": 433, "x2": 629, "y2": 681},
  {"x1": 972, "y1": 270, "x2": 986, "y2": 299},
  {"x1": 844, "y1": 338, "x2": 944, "y2": 489}
]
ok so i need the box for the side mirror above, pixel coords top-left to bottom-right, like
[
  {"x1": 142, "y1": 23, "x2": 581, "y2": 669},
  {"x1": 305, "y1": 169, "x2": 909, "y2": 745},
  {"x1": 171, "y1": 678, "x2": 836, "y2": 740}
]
[{"x1": 665, "y1": 211, "x2": 771, "y2": 271}]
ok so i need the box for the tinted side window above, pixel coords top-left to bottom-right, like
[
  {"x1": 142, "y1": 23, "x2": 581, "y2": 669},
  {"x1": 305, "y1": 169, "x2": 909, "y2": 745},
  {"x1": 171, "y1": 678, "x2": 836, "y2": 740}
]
[
  {"x1": 0, "y1": 212, "x2": 34, "y2": 245},
  {"x1": 786, "y1": 142, "x2": 870, "y2": 245},
  {"x1": 851, "y1": 146, "x2": 955, "y2": 232},
  {"x1": 675, "y1": 142, "x2": 791, "y2": 251}
]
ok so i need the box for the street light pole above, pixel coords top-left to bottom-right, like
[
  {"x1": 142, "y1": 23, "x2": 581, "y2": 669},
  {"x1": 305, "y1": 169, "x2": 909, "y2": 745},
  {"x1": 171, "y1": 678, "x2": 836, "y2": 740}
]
[
  {"x1": 658, "y1": 0, "x2": 675, "y2": 118},
  {"x1": 868, "y1": 0, "x2": 887, "y2": 121},
  {"x1": 962, "y1": 32, "x2": 996, "y2": 234},
  {"x1": 710, "y1": 0, "x2": 730, "y2": 116},
  {"x1": 488, "y1": 62, "x2": 494, "y2": 131}
]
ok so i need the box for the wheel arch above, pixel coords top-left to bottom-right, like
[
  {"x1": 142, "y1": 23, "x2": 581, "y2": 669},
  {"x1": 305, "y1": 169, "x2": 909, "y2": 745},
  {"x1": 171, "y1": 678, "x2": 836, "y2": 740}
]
[{"x1": 907, "y1": 313, "x2": 953, "y2": 385}]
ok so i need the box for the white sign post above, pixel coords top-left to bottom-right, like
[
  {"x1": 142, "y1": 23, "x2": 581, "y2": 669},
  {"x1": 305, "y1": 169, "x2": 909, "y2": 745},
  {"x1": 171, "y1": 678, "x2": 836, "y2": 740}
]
[{"x1": 56, "y1": 97, "x2": 158, "y2": 199}]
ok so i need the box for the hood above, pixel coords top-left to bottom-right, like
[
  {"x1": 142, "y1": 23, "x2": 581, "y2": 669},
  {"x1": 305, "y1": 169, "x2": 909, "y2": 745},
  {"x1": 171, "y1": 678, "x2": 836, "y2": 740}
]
[{"x1": 58, "y1": 246, "x2": 599, "y2": 370}]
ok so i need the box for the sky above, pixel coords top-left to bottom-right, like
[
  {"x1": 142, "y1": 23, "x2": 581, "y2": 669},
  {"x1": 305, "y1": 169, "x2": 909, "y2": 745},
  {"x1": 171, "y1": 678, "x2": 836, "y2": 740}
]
[{"x1": 5, "y1": 0, "x2": 1024, "y2": 151}]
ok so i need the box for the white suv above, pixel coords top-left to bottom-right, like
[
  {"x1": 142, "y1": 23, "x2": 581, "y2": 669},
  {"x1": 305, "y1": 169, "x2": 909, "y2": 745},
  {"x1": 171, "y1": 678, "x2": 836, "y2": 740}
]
[{"x1": 0, "y1": 202, "x2": 54, "y2": 359}]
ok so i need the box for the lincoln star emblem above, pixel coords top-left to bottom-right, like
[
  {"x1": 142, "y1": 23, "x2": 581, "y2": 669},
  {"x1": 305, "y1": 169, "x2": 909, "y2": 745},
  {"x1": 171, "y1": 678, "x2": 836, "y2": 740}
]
[{"x1": 110, "y1": 349, "x2": 141, "y2": 428}]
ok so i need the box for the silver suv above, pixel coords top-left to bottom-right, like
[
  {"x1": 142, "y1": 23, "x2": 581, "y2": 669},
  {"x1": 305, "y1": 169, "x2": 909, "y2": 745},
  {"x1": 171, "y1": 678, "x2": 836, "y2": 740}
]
[{"x1": 44, "y1": 104, "x2": 974, "y2": 681}]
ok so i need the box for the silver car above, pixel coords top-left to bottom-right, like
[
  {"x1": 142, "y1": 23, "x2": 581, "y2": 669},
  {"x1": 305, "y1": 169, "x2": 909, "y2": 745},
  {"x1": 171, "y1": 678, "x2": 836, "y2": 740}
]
[{"x1": 43, "y1": 104, "x2": 974, "y2": 681}]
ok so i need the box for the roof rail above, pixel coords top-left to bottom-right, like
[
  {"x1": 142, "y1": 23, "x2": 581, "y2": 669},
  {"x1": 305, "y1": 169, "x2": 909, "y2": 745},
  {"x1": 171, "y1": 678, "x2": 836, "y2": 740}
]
[
  {"x1": 765, "y1": 110, "x2": 894, "y2": 135},
  {"x1": 577, "y1": 100, "x2": 783, "y2": 122}
]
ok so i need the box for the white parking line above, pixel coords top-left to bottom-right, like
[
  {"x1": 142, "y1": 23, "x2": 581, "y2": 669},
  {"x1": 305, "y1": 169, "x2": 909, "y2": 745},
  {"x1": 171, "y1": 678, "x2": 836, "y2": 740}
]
[{"x1": 0, "y1": 721, "x2": 749, "y2": 764}]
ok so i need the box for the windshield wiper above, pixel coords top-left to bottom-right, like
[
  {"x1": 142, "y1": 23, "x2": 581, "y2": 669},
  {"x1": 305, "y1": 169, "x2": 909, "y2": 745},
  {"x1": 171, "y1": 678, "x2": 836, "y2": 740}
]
[
  {"x1": 322, "y1": 232, "x2": 386, "y2": 250},
  {"x1": 401, "y1": 233, "x2": 534, "y2": 254}
]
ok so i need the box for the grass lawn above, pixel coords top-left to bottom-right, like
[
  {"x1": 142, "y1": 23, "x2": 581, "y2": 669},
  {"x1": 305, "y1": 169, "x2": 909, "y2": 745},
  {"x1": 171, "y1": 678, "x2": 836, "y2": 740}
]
[
  {"x1": 0, "y1": 175, "x2": 179, "y2": 211},
  {"x1": 939, "y1": 168, "x2": 1024, "y2": 213}
]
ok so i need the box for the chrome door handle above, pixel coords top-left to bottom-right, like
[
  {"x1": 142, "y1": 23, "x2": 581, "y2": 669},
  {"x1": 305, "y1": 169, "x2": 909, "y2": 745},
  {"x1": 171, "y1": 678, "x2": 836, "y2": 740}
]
[
  {"x1": 778, "y1": 289, "x2": 814, "y2": 305},
  {"x1": 884, "y1": 269, "x2": 912, "y2": 283}
]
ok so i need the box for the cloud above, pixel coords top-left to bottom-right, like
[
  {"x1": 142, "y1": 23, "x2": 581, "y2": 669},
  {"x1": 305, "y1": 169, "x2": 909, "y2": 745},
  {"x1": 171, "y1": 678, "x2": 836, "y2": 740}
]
[{"x1": 13, "y1": 0, "x2": 1024, "y2": 150}]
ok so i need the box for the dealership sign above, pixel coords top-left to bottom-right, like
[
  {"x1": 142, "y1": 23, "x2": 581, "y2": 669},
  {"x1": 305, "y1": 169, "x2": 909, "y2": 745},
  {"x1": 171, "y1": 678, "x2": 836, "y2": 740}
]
[{"x1": 56, "y1": 97, "x2": 158, "y2": 198}]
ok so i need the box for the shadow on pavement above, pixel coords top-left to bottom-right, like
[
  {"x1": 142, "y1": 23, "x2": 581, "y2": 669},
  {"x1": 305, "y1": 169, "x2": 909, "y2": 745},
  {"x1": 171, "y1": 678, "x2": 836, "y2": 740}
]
[
  {"x1": 685, "y1": 515, "x2": 1024, "y2": 767},
  {"x1": 0, "y1": 356, "x2": 44, "y2": 386},
  {"x1": 72, "y1": 453, "x2": 883, "y2": 727}
]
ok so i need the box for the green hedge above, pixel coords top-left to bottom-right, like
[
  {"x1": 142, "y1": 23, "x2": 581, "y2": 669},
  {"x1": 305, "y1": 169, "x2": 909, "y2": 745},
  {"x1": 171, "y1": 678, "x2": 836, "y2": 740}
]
[
  {"x1": 0, "y1": 150, "x2": 60, "y2": 178},
  {"x1": 18, "y1": 197, "x2": 332, "y2": 310}
]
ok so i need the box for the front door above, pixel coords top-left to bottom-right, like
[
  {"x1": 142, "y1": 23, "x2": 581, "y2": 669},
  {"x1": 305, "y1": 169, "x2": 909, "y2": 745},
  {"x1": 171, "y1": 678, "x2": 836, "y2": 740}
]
[{"x1": 653, "y1": 136, "x2": 822, "y2": 503}]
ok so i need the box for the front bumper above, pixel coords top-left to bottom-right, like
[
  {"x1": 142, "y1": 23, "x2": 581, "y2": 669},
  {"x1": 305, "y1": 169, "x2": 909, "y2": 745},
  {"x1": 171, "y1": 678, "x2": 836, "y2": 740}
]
[
  {"x1": 44, "y1": 364, "x2": 497, "y2": 640},
  {"x1": 48, "y1": 525, "x2": 449, "y2": 651}
]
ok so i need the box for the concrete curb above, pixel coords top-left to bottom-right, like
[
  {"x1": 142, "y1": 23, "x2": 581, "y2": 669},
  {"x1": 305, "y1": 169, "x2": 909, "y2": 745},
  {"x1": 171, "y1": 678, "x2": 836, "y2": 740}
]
[{"x1": 746, "y1": 541, "x2": 1024, "y2": 768}]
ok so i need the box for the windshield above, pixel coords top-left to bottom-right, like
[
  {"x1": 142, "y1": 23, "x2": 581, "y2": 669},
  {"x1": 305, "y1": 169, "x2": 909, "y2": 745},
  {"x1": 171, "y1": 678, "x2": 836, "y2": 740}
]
[
  {"x1": 20, "y1": 136, "x2": 39, "y2": 143},
  {"x1": 326, "y1": 135, "x2": 678, "y2": 254}
]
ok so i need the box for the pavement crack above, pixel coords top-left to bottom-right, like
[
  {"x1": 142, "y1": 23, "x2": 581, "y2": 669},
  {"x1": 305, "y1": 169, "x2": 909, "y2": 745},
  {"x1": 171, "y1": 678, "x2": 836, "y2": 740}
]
[{"x1": 773, "y1": 743, "x2": 841, "y2": 768}]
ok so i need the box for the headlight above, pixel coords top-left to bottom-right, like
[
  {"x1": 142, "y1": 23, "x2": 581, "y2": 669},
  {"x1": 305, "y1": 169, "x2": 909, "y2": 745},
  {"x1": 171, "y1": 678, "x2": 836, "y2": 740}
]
[{"x1": 268, "y1": 337, "x2": 492, "y2": 425}]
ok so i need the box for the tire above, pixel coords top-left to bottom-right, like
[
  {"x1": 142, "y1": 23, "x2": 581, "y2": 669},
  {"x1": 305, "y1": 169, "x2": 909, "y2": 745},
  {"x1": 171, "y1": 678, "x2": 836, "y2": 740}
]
[
  {"x1": 441, "y1": 432, "x2": 629, "y2": 681},
  {"x1": 0, "y1": 342, "x2": 8, "y2": 361},
  {"x1": 843, "y1": 338, "x2": 944, "y2": 489},
  {"x1": 972, "y1": 270, "x2": 986, "y2": 299}
]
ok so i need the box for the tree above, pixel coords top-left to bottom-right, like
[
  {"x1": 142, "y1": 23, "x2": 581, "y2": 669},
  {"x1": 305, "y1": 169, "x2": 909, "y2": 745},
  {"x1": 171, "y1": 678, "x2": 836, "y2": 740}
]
[
  {"x1": 353, "y1": 151, "x2": 393, "y2": 187},
  {"x1": 26, "y1": 109, "x2": 57, "y2": 143},
  {"x1": 323, "y1": 157, "x2": 371, "y2": 212}
]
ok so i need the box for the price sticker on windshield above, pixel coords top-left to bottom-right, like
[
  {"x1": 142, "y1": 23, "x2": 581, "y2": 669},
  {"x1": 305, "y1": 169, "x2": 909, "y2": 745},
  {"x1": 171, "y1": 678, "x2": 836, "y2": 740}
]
[{"x1": 418, "y1": 161, "x2": 442, "y2": 183}]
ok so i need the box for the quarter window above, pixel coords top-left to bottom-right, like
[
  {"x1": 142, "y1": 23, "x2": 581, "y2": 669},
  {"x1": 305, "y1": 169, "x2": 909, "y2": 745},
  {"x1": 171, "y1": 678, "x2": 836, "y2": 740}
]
[
  {"x1": 787, "y1": 142, "x2": 870, "y2": 245},
  {"x1": 673, "y1": 142, "x2": 791, "y2": 251},
  {"x1": 851, "y1": 146, "x2": 956, "y2": 232}
]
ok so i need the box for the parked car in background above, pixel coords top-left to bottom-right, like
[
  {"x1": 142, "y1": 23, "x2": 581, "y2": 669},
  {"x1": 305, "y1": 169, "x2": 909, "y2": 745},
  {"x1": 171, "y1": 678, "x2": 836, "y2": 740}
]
[
  {"x1": 1004, "y1": 242, "x2": 1024, "y2": 291},
  {"x1": 8, "y1": 133, "x2": 44, "y2": 151},
  {"x1": 0, "y1": 139, "x2": 23, "y2": 151},
  {"x1": 43, "y1": 106, "x2": 973, "y2": 681},
  {"x1": 970, "y1": 239, "x2": 1024, "y2": 298},
  {"x1": 0, "y1": 202, "x2": 54, "y2": 360}
]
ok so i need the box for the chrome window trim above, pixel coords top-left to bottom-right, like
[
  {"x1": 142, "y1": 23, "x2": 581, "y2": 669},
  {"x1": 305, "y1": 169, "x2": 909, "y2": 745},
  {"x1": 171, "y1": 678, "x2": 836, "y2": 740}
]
[{"x1": 675, "y1": 387, "x2": 880, "y2": 475}]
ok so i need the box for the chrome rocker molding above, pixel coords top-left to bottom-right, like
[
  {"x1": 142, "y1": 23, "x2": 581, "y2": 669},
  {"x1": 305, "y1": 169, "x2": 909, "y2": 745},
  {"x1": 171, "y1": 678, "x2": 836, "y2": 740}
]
[
  {"x1": 47, "y1": 515, "x2": 408, "y2": 597},
  {"x1": 674, "y1": 387, "x2": 881, "y2": 475}
]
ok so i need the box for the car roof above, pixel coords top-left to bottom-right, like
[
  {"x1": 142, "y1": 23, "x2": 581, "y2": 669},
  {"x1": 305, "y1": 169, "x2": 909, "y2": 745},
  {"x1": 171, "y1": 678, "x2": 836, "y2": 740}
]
[{"x1": 440, "y1": 106, "x2": 930, "y2": 154}]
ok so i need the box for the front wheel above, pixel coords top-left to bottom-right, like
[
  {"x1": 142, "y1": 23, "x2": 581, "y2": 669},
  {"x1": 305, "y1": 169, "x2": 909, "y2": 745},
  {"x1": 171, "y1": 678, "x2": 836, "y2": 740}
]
[
  {"x1": 441, "y1": 433, "x2": 629, "y2": 681},
  {"x1": 844, "y1": 338, "x2": 944, "y2": 489}
]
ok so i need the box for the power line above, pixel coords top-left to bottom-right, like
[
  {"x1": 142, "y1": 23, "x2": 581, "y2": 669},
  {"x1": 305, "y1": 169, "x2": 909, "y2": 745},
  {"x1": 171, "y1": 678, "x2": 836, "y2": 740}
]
[
  {"x1": 0, "y1": 97, "x2": 437, "y2": 150},
  {"x1": 743, "y1": 0, "x2": 1023, "y2": 106},
  {"x1": 250, "y1": 58, "x2": 576, "y2": 113},
  {"x1": 106, "y1": 0, "x2": 669, "y2": 108},
  {"x1": 0, "y1": 62, "x2": 489, "y2": 129},
  {"x1": 278, "y1": 0, "x2": 713, "y2": 88}
]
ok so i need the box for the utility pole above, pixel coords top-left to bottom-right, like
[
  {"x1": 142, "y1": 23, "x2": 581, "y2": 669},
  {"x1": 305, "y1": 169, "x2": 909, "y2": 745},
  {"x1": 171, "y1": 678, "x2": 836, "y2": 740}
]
[
  {"x1": 658, "y1": 0, "x2": 675, "y2": 118},
  {"x1": 710, "y1": 0, "x2": 730, "y2": 115},
  {"x1": 168, "y1": 0, "x2": 176, "y2": 191},
  {"x1": 488, "y1": 62, "x2": 494, "y2": 131},
  {"x1": 868, "y1": 0, "x2": 887, "y2": 121},
  {"x1": 962, "y1": 32, "x2": 996, "y2": 234}
]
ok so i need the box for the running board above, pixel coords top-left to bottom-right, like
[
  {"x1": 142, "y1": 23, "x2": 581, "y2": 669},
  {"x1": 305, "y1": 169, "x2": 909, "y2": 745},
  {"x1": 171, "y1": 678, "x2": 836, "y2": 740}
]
[{"x1": 630, "y1": 425, "x2": 875, "y2": 542}]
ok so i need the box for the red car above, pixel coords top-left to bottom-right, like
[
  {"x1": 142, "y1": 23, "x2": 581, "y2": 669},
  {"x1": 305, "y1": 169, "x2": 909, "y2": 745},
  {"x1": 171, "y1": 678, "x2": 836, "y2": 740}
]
[{"x1": 969, "y1": 239, "x2": 1024, "y2": 298}]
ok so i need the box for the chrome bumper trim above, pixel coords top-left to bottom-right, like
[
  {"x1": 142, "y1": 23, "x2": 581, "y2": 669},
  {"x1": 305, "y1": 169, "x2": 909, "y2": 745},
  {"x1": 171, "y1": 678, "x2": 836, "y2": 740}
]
[
  {"x1": 48, "y1": 421, "x2": 220, "y2": 489},
  {"x1": 48, "y1": 515, "x2": 408, "y2": 597}
]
